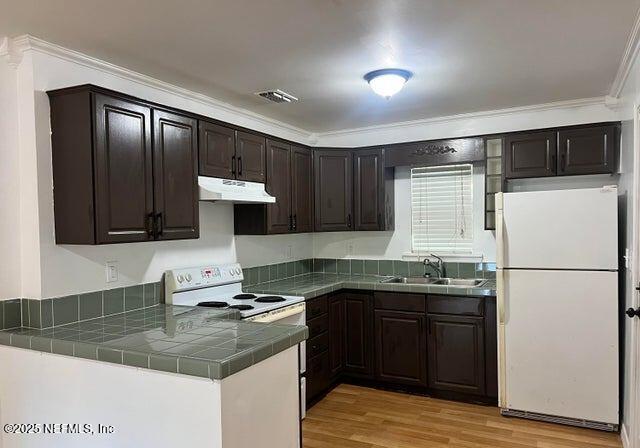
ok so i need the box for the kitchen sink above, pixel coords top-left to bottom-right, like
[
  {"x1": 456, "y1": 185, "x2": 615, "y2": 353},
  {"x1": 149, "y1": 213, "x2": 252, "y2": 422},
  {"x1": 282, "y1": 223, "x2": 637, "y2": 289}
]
[{"x1": 381, "y1": 277, "x2": 486, "y2": 287}]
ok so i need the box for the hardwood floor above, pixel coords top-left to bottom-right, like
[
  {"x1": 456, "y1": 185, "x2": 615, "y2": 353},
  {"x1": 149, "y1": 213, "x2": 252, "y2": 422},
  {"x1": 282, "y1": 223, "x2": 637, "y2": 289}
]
[{"x1": 302, "y1": 384, "x2": 621, "y2": 448}]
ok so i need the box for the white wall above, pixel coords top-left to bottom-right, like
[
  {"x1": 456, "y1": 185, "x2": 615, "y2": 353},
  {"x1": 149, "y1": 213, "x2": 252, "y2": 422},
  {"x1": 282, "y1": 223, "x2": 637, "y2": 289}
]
[
  {"x1": 615, "y1": 47, "x2": 639, "y2": 446},
  {"x1": 0, "y1": 56, "x2": 21, "y2": 299},
  {"x1": 313, "y1": 164, "x2": 496, "y2": 262}
]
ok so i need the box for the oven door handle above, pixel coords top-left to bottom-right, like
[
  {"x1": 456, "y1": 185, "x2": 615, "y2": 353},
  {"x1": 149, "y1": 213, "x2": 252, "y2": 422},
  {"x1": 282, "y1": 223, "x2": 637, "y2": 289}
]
[{"x1": 246, "y1": 302, "x2": 306, "y2": 323}]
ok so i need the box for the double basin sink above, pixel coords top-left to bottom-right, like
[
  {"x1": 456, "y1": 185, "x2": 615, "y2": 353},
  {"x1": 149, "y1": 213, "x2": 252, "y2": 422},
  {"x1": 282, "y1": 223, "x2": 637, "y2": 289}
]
[{"x1": 380, "y1": 276, "x2": 487, "y2": 288}]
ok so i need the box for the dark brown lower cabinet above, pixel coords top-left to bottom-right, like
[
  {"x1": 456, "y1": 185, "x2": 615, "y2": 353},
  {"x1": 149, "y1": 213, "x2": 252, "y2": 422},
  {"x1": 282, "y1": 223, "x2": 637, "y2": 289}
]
[
  {"x1": 306, "y1": 351, "x2": 330, "y2": 402},
  {"x1": 343, "y1": 293, "x2": 374, "y2": 378},
  {"x1": 427, "y1": 314, "x2": 485, "y2": 395},
  {"x1": 306, "y1": 292, "x2": 497, "y2": 410},
  {"x1": 374, "y1": 310, "x2": 427, "y2": 387},
  {"x1": 328, "y1": 295, "x2": 345, "y2": 378}
]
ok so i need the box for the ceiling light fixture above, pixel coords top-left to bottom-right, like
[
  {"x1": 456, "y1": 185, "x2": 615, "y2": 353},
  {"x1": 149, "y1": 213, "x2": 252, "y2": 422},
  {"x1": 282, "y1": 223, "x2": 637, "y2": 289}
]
[{"x1": 364, "y1": 68, "x2": 412, "y2": 99}]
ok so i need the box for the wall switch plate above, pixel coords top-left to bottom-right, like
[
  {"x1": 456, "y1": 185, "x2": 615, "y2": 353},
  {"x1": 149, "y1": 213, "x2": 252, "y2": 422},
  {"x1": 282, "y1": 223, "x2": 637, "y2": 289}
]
[{"x1": 106, "y1": 261, "x2": 118, "y2": 283}]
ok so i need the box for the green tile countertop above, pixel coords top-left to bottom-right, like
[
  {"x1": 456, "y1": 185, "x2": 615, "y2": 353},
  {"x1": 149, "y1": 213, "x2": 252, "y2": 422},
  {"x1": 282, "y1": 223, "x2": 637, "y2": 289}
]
[
  {"x1": 246, "y1": 273, "x2": 497, "y2": 298},
  {"x1": 0, "y1": 305, "x2": 307, "y2": 380}
]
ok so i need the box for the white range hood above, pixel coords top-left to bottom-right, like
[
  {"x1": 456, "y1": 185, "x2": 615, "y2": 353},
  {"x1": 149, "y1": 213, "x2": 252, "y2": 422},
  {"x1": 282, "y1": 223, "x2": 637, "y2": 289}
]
[{"x1": 198, "y1": 176, "x2": 276, "y2": 204}]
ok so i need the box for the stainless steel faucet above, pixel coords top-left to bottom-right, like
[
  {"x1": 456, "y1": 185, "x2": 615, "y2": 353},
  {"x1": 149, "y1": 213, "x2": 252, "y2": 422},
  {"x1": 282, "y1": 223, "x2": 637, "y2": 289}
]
[{"x1": 423, "y1": 253, "x2": 445, "y2": 278}]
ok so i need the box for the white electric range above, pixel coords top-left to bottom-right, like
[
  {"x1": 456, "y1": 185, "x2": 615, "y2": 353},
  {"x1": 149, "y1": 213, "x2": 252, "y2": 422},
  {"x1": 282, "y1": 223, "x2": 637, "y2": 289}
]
[{"x1": 164, "y1": 263, "x2": 308, "y2": 419}]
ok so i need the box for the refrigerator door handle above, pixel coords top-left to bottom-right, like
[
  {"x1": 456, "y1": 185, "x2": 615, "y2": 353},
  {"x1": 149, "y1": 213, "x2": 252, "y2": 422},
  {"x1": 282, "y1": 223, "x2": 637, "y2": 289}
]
[{"x1": 495, "y1": 193, "x2": 505, "y2": 269}]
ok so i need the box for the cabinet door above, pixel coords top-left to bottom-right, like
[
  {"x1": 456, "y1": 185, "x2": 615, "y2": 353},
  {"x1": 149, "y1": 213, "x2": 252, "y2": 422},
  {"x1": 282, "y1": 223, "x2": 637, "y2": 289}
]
[
  {"x1": 153, "y1": 109, "x2": 199, "y2": 240},
  {"x1": 291, "y1": 146, "x2": 314, "y2": 233},
  {"x1": 484, "y1": 297, "x2": 498, "y2": 399},
  {"x1": 328, "y1": 295, "x2": 345, "y2": 378},
  {"x1": 306, "y1": 351, "x2": 330, "y2": 404},
  {"x1": 198, "y1": 121, "x2": 236, "y2": 179},
  {"x1": 343, "y1": 293, "x2": 373, "y2": 378},
  {"x1": 504, "y1": 131, "x2": 557, "y2": 179},
  {"x1": 314, "y1": 150, "x2": 353, "y2": 231},
  {"x1": 558, "y1": 125, "x2": 615, "y2": 175},
  {"x1": 427, "y1": 314, "x2": 485, "y2": 395},
  {"x1": 93, "y1": 94, "x2": 154, "y2": 243},
  {"x1": 354, "y1": 149, "x2": 383, "y2": 230},
  {"x1": 374, "y1": 310, "x2": 427, "y2": 387},
  {"x1": 265, "y1": 139, "x2": 292, "y2": 234},
  {"x1": 236, "y1": 131, "x2": 266, "y2": 182}
]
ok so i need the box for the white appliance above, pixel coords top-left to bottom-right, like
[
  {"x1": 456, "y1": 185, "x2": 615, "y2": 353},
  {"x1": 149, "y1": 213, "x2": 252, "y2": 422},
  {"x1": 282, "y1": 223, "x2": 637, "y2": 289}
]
[
  {"x1": 496, "y1": 186, "x2": 619, "y2": 431},
  {"x1": 165, "y1": 263, "x2": 307, "y2": 419},
  {"x1": 198, "y1": 176, "x2": 275, "y2": 203}
]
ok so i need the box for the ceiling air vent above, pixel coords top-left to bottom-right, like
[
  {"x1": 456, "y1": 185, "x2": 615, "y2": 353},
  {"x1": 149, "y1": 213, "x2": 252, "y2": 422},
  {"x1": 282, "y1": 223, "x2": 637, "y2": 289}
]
[{"x1": 256, "y1": 89, "x2": 298, "y2": 104}]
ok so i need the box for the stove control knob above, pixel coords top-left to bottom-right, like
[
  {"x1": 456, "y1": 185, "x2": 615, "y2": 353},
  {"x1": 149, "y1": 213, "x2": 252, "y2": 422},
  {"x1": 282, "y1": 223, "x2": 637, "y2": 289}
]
[
  {"x1": 177, "y1": 274, "x2": 184, "y2": 283},
  {"x1": 235, "y1": 268, "x2": 242, "y2": 275},
  {"x1": 229, "y1": 269, "x2": 235, "y2": 276},
  {"x1": 185, "y1": 274, "x2": 192, "y2": 282}
]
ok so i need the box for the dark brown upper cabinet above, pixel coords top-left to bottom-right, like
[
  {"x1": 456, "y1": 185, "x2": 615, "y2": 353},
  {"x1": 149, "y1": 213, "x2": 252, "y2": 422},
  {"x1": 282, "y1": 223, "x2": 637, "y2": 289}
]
[
  {"x1": 374, "y1": 309, "x2": 428, "y2": 387},
  {"x1": 504, "y1": 131, "x2": 557, "y2": 179},
  {"x1": 265, "y1": 139, "x2": 292, "y2": 233},
  {"x1": 235, "y1": 141, "x2": 313, "y2": 235},
  {"x1": 291, "y1": 146, "x2": 314, "y2": 233},
  {"x1": 558, "y1": 125, "x2": 616, "y2": 175},
  {"x1": 236, "y1": 131, "x2": 266, "y2": 183},
  {"x1": 314, "y1": 150, "x2": 354, "y2": 232},
  {"x1": 354, "y1": 149, "x2": 394, "y2": 231},
  {"x1": 343, "y1": 293, "x2": 374, "y2": 379},
  {"x1": 427, "y1": 314, "x2": 485, "y2": 396},
  {"x1": 48, "y1": 86, "x2": 198, "y2": 244},
  {"x1": 198, "y1": 121, "x2": 236, "y2": 179},
  {"x1": 152, "y1": 109, "x2": 199, "y2": 240}
]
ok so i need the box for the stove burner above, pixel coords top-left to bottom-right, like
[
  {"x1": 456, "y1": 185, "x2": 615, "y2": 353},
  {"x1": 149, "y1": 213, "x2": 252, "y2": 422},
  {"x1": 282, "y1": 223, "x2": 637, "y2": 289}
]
[
  {"x1": 228, "y1": 304, "x2": 255, "y2": 311},
  {"x1": 197, "y1": 301, "x2": 229, "y2": 308},
  {"x1": 255, "y1": 295, "x2": 286, "y2": 303},
  {"x1": 233, "y1": 293, "x2": 258, "y2": 300}
]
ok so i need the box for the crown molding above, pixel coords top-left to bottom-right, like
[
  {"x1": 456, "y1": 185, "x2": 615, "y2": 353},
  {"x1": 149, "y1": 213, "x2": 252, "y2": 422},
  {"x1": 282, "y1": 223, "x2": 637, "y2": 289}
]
[
  {"x1": 0, "y1": 36, "x2": 27, "y2": 68},
  {"x1": 315, "y1": 96, "x2": 609, "y2": 143},
  {"x1": 2, "y1": 35, "x2": 623, "y2": 148},
  {"x1": 609, "y1": 7, "x2": 640, "y2": 98},
  {"x1": 7, "y1": 34, "x2": 313, "y2": 143}
]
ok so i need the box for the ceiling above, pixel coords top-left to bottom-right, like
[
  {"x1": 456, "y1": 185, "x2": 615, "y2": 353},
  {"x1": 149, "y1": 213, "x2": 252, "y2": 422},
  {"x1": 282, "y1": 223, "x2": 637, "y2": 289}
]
[{"x1": 1, "y1": 0, "x2": 639, "y2": 133}]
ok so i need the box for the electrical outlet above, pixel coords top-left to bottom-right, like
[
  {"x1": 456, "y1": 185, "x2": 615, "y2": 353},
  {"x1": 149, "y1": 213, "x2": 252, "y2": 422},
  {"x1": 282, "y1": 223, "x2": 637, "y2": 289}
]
[
  {"x1": 346, "y1": 242, "x2": 354, "y2": 255},
  {"x1": 106, "y1": 261, "x2": 118, "y2": 283},
  {"x1": 286, "y1": 245, "x2": 293, "y2": 260}
]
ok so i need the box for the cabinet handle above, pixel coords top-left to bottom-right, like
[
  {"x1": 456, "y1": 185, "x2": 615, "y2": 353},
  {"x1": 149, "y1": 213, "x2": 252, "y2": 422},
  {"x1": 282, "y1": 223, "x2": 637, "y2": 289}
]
[
  {"x1": 155, "y1": 213, "x2": 163, "y2": 237},
  {"x1": 378, "y1": 213, "x2": 382, "y2": 229},
  {"x1": 288, "y1": 215, "x2": 293, "y2": 231},
  {"x1": 238, "y1": 157, "x2": 243, "y2": 176},
  {"x1": 293, "y1": 214, "x2": 297, "y2": 231},
  {"x1": 347, "y1": 214, "x2": 352, "y2": 229},
  {"x1": 146, "y1": 213, "x2": 155, "y2": 238},
  {"x1": 231, "y1": 155, "x2": 236, "y2": 176}
]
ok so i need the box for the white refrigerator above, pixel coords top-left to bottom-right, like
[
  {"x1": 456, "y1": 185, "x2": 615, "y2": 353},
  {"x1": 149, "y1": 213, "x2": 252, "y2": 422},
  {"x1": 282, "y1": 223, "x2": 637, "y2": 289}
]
[{"x1": 496, "y1": 186, "x2": 619, "y2": 431}]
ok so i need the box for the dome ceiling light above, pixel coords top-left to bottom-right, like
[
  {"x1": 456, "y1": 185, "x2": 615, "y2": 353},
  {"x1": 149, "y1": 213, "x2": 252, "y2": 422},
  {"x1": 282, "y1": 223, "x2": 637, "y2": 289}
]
[{"x1": 364, "y1": 68, "x2": 412, "y2": 99}]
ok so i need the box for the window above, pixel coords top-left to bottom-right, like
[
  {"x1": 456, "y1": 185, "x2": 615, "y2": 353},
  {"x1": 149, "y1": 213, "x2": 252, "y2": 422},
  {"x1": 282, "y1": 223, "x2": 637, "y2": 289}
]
[{"x1": 411, "y1": 164, "x2": 473, "y2": 254}]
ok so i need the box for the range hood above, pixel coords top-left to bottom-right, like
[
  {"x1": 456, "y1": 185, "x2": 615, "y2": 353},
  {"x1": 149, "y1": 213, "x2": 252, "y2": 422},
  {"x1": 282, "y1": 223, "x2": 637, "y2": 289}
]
[{"x1": 198, "y1": 176, "x2": 276, "y2": 204}]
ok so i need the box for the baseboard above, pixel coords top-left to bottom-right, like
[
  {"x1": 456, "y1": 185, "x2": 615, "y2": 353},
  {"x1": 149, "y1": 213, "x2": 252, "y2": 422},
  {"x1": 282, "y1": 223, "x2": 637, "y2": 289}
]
[{"x1": 621, "y1": 423, "x2": 631, "y2": 448}]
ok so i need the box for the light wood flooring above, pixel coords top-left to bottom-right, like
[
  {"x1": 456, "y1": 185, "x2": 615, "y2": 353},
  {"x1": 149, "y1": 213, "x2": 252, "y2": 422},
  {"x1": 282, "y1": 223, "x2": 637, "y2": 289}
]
[{"x1": 302, "y1": 384, "x2": 621, "y2": 448}]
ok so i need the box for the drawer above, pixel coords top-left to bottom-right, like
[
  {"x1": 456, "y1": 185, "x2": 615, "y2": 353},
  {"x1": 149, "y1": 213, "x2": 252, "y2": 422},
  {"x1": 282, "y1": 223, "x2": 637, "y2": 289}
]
[
  {"x1": 307, "y1": 332, "x2": 329, "y2": 359},
  {"x1": 374, "y1": 291, "x2": 426, "y2": 312},
  {"x1": 306, "y1": 350, "x2": 330, "y2": 402},
  {"x1": 306, "y1": 295, "x2": 328, "y2": 319},
  {"x1": 427, "y1": 295, "x2": 484, "y2": 316},
  {"x1": 306, "y1": 314, "x2": 328, "y2": 338}
]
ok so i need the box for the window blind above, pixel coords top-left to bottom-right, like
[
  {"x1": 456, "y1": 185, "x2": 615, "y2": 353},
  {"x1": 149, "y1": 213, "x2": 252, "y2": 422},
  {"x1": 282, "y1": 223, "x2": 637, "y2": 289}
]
[{"x1": 410, "y1": 164, "x2": 473, "y2": 254}]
